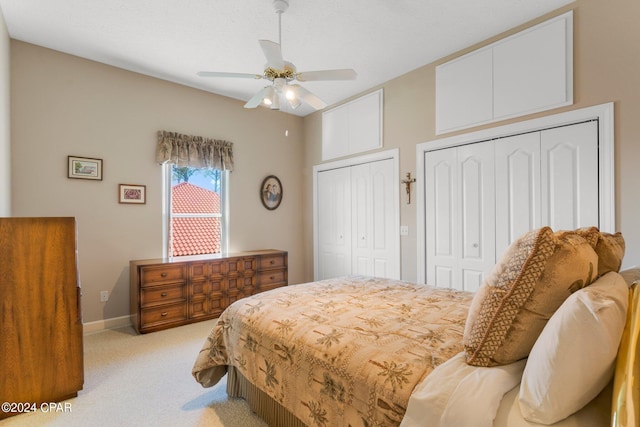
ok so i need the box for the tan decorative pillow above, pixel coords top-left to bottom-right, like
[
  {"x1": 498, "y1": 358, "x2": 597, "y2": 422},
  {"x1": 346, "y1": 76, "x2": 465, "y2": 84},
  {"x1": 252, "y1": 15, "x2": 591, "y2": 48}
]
[
  {"x1": 575, "y1": 227, "x2": 625, "y2": 277},
  {"x1": 573, "y1": 226, "x2": 600, "y2": 248},
  {"x1": 595, "y1": 232, "x2": 625, "y2": 276},
  {"x1": 463, "y1": 227, "x2": 598, "y2": 367}
]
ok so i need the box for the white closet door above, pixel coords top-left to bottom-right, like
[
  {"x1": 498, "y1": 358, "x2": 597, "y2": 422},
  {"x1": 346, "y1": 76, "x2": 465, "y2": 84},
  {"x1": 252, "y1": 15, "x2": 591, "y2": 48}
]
[
  {"x1": 351, "y1": 163, "x2": 371, "y2": 275},
  {"x1": 425, "y1": 144, "x2": 495, "y2": 291},
  {"x1": 541, "y1": 121, "x2": 599, "y2": 230},
  {"x1": 457, "y1": 143, "x2": 496, "y2": 292},
  {"x1": 317, "y1": 167, "x2": 352, "y2": 280},
  {"x1": 495, "y1": 132, "x2": 541, "y2": 257},
  {"x1": 425, "y1": 149, "x2": 458, "y2": 288},
  {"x1": 351, "y1": 159, "x2": 397, "y2": 278}
]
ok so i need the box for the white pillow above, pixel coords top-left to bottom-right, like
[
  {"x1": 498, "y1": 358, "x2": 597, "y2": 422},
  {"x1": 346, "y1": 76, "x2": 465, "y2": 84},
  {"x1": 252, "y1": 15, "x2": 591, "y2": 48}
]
[
  {"x1": 401, "y1": 352, "x2": 525, "y2": 427},
  {"x1": 518, "y1": 271, "x2": 629, "y2": 424}
]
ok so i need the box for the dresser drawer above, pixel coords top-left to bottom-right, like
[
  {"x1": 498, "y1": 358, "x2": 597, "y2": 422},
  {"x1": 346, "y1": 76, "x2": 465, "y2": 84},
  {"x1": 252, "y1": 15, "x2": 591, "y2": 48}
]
[
  {"x1": 139, "y1": 264, "x2": 186, "y2": 286},
  {"x1": 140, "y1": 303, "x2": 187, "y2": 328},
  {"x1": 140, "y1": 283, "x2": 186, "y2": 307},
  {"x1": 259, "y1": 254, "x2": 286, "y2": 269},
  {"x1": 258, "y1": 269, "x2": 286, "y2": 286}
]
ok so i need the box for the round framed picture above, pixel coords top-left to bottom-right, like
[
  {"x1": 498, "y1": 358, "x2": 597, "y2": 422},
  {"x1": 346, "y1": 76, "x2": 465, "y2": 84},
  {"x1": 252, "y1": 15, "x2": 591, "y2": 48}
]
[{"x1": 260, "y1": 175, "x2": 283, "y2": 210}]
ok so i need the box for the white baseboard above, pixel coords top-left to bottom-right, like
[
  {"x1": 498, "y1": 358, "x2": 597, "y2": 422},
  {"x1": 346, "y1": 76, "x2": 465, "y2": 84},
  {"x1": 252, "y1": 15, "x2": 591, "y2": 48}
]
[{"x1": 83, "y1": 315, "x2": 133, "y2": 335}]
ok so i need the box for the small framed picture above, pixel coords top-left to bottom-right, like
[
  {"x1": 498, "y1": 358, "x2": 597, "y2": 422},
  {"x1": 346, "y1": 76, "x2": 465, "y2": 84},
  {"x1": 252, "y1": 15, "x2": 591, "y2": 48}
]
[
  {"x1": 119, "y1": 184, "x2": 146, "y2": 204},
  {"x1": 68, "y1": 156, "x2": 103, "y2": 180},
  {"x1": 260, "y1": 175, "x2": 282, "y2": 210}
]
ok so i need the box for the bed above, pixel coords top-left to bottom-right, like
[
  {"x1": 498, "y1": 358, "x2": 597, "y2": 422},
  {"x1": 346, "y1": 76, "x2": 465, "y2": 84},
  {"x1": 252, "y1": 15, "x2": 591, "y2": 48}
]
[{"x1": 192, "y1": 227, "x2": 639, "y2": 426}]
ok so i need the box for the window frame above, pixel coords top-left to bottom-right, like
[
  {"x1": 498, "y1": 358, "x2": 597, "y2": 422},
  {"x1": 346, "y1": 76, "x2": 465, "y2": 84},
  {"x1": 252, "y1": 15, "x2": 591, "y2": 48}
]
[{"x1": 162, "y1": 164, "x2": 229, "y2": 258}]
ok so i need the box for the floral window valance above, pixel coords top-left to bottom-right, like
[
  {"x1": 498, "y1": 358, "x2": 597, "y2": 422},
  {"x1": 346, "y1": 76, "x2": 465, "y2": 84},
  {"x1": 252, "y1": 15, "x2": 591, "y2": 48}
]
[{"x1": 156, "y1": 130, "x2": 234, "y2": 171}]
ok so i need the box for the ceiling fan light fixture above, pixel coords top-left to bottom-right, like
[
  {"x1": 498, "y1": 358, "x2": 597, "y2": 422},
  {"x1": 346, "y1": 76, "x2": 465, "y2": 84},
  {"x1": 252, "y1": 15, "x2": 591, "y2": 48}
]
[
  {"x1": 270, "y1": 93, "x2": 281, "y2": 110},
  {"x1": 262, "y1": 85, "x2": 276, "y2": 106},
  {"x1": 285, "y1": 87, "x2": 296, "y2": 100},
  {"x1": 285, "y1": 86, "x2": 301, "y2": 109}
]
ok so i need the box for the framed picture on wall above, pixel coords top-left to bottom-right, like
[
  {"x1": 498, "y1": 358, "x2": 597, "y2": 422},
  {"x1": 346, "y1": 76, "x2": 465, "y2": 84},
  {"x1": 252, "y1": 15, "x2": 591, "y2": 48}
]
[
  {"x1": 119, "y1": 184, "x2": 146, "y2": 204},
  {"x1": 260, "y1": 175, "x2": 282, "y2": 210},
  {"x1": 68, "y1": 156, "x2": 103, "y2": 180}
]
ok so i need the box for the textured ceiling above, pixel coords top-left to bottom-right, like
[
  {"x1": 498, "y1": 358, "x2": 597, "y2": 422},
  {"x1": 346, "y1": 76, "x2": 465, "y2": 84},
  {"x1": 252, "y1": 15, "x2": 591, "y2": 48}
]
[{"x1": 0, "y1": 0, "x2": 574, "y2": 116}]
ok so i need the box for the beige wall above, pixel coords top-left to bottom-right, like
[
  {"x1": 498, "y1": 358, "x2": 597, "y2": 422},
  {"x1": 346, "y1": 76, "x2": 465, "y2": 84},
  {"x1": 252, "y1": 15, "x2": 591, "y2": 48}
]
[
  {"x1": 303, "y1": 0, "x2": 640, "y2": 282},
  {"x1": 8, "y1": 0, "x2": 640, "y2": 325},
  {"x1": 10, "y1": 41, "x2": 305, "y2": 324},
  {"x1": 0, "y1": 6, "x2": 10, "y2": 216}
]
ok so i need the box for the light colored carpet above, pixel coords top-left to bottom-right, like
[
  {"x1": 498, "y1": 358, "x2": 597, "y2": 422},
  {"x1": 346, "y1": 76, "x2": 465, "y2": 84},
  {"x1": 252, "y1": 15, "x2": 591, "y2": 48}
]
[{"x1": 1, "y1": 320, "x2": 268, "y2": 427}]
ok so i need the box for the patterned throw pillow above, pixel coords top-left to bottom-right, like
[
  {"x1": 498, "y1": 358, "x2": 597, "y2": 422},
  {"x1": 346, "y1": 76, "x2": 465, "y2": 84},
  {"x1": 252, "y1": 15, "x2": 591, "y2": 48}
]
[
  {"x1": 574, "y1": 227, "x2": 626, "y2": 277},
  {"x1": 463, "y1": 227, "x2": 598, "y2": 367}
]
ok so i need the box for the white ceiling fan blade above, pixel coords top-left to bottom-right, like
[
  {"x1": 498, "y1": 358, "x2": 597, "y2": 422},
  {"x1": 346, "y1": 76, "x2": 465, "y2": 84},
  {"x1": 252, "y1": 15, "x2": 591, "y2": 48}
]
[
  {"x1": 244, "y1": 87, "x2": 272, "y2": 109},
  {"x1": 290, "y1": 84, "x2": 327, "y2": 110},
  {"x1": 259, "y1": 40, "x2": 285, "y2": 70},
  {"x1": 295, "y1": 69, "x2": 357, "y2": 82},
  {"x1": 197, "y1": 71, "x2": 263, "y2": 79}
]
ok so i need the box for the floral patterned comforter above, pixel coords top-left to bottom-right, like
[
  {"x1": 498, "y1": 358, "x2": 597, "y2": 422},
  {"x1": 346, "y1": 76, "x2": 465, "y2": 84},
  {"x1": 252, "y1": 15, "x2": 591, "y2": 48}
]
[{"x1": 192, "y1": 276, "x2": 473, "y2": 426}]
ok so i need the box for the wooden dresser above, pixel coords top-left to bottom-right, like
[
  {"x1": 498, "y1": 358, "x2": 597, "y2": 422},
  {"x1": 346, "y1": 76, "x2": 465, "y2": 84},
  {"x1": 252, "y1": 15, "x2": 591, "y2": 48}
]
[
  {"x1": 0, "y1": 217, "x2": 84, "y2": 419},
  {"x1": 130, "y1": 250, "x2": 287, "y2": 333}
]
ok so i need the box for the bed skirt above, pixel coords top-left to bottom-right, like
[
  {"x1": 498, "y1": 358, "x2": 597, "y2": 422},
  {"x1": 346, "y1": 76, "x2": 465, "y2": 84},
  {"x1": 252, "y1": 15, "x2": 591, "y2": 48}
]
[{"x1": 227, "y1": 366, "x2": 307, "y2": 427}]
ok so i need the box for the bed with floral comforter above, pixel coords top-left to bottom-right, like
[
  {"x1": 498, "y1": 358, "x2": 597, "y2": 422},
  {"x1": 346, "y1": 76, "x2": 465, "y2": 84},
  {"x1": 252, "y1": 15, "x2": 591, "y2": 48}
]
[{"x1": 192, "y1": 276, "x2": 473, "y2": 426}]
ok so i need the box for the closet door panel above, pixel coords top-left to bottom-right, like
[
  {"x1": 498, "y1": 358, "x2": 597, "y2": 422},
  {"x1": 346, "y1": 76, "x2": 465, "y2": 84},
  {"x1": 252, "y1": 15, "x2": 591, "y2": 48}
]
[
  {"x1": 317, "y1": 168, "x2": 352, "y2": 280},
  {"x1": 425, "y1": 149, "x2": 458, "y2": 287},
  {"x1": 458, "y1": 143, "x2": 495, "y2": 292},
  {"x1": 370, "y1": 160, "x2": 396, "y2": 278},
  {"x1": 351, "y1": 163, "x2": 372, "y2": 276},
  {"x1": 351, "y1": 159, "x2": 397, "y2": 278},
  {"x1": 541, "y1": 121, "x2": 599, "y2": 229},
  {"x1": 495, "y1": 133, "x2": 541, "y2": 257}
]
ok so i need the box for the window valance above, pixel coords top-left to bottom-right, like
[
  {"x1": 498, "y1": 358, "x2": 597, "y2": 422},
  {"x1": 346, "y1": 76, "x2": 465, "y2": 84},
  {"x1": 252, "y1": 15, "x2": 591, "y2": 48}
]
[{"x1": 156, "y1": 130, "x2": 234, "y2": 171}]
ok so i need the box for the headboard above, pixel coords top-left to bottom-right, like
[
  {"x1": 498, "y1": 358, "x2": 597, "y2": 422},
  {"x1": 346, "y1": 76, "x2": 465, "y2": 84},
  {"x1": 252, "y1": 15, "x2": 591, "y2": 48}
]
[{"x1": 611, "y1": 277, "x2": 639, "y2": 426}]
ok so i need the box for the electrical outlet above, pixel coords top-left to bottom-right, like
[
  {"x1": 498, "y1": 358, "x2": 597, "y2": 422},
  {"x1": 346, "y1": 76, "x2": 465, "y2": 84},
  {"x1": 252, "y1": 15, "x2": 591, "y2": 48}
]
[
  {"x1": 400, "y1": 226, "x2": 409, "y2": 236},
  {"x1": 100, "y1": 291, "x2": 109, "y2": 302}
]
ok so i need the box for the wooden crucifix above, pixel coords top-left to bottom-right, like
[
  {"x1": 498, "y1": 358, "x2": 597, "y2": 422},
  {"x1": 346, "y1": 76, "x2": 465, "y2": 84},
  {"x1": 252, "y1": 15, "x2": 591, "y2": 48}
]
[{"x1": 401, "y1": 172, "x2": 416, "y2": 204}]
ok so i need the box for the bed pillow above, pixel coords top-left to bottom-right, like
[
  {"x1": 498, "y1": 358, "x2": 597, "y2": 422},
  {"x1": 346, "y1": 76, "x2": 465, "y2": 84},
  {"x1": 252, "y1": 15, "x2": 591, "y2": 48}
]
[
  {"x1": 594, "y1": 231, "x2": 625, "y2": 276},
  {"x1": 575, "y1": 227, "x2": 625, "y2": 277},
  {"x1": 463, "y1": 227, "x2": 598, "y2": 367},
  {"x1": 518, "y1": 271, "x2": 628, "y2": 424}
]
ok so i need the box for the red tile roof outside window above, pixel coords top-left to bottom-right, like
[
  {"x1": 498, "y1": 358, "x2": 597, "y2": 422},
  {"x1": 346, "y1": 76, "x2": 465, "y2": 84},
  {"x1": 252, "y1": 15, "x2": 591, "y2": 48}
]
[{"x1": 171, "y1": 182, "x2": 221, "y2": 257}]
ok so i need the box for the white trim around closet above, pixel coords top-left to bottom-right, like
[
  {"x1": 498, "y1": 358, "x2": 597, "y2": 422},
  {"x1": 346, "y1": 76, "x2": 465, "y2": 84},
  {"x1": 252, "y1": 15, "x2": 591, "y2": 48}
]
[{"x1": 416, "y1": 102, "x2": 615, "y2": 284}]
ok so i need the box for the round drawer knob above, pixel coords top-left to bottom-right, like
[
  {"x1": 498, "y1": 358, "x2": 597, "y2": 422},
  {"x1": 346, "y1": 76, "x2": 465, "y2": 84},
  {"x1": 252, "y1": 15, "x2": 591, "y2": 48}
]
[
  {"x1": 270, "y1": 260, "x2": 275, "y2": 265},
  {"x1": 160, "y1": 273, "x2": 168, "y2": 277},
  {"x1": 161, "y1": 312, "x2": 168, "y2": 317},
  {"x1": 161, "y1": 292, "x2": 168, "y2": 297}
]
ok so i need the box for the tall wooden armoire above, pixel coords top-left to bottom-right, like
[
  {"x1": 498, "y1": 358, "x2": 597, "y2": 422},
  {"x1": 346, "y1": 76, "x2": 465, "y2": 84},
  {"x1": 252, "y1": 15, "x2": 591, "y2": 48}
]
[{"x1": 0, "y1": 217, "x2": 84, "y2": 419}]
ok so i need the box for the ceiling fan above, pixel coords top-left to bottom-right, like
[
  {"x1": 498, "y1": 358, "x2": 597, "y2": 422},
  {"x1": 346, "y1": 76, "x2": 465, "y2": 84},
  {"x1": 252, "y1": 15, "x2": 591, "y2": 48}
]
[{"x1": 197, "y1": 0, "x2": 357, "y2": 111}]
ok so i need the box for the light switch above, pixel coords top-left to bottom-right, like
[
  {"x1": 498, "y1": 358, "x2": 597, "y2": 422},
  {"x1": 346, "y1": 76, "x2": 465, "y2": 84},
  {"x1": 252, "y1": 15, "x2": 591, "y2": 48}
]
[{"x1": 400, "y1": 226, "x2": 409, "y2": 236}]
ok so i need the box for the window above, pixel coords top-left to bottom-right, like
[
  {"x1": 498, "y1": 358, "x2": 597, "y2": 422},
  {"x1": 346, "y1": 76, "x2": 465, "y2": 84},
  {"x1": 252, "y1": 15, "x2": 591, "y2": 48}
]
[{"x1": 163, "y1": 165, "x2": 228, "y2": 258}]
